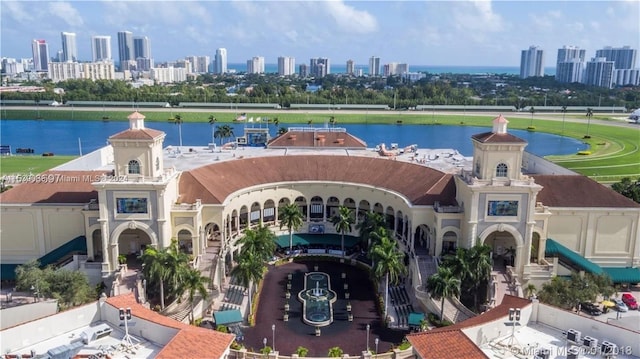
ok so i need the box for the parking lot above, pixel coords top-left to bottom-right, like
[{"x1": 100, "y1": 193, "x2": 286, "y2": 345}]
[{"x1": 580, "y1": 290, "x2": 640, "y2": 332}]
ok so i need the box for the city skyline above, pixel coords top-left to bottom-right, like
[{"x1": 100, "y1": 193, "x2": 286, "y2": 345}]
[{"x1": 1, "y1": 1, "x2": 638, "y2": 67}]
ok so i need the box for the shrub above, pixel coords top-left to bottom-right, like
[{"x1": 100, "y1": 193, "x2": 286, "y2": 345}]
[
  {"x1": 428, "y1": 312, "x2": 453, "y2": 327},
  {"x1": 231, "y1": 341, "x2": 243, "y2": 350},
  {"x1": 583, "y1": 135, "x2": 592, "y2": 139},
  {"x1": 397, "y1": 339, "x2": 412, "y2": 350},
  {"x1": 261, "y1": 346, "x2": 272, "y2": 355},
  {"x1": 328, "y1": 347, "x2": 343, "y2": 357},
  {"x1": 526, "y1": 126, "x2": 536, "y2": 131},
  {"x1": 296, "y1": 346, "x2": 309, "y2": 357},
  {"x1": 577, "y1": 151, "x2": 592, "y2": 155},
  {"x1": 216, "y1": 324, "x2": 229, "y2": 333}
]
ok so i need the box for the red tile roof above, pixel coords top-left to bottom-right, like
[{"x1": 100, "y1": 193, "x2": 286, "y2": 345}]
[
  {"x1": 109, "y1": 127, "x2": 165, "y2": 141},
  {"x1": 471, "y1": 131, "x2": 526, "y2": 144},
  {"x1": 106, "y1": 294, "x2": 235, "y2": 359},
  {"x1": 533, "y1": 175, "x2": 640, "y2": 208},
  {"x1": 267, "y1": 130, "x2": 367, "y2": 149},
  {"x1": 0, "y1": 170, "x2": 109, "y2": 204},
  {"x1": 407, "y1": 295, "x2": 531, "y2": 358},
  {"x1": 179, "y1": 155, "x2": 458, "y2": 205}
]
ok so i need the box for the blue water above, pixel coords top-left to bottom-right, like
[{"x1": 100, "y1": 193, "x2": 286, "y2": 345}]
[
  {"x1": 227, "y1": 63, "x2": 556, "y2": 76},
  {"x1": 0, "y1": 120, "x2": 586, "y2": 157}
]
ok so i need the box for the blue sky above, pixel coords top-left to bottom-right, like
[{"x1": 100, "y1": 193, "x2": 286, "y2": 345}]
[{"x1": 1, "y1": 1, "x2": 639, "y2": 67}]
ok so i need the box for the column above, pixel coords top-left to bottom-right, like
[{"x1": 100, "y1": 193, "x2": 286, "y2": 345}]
[
  {"x1": 100, "y1": 220, "x2": 110, "y2": 274},
  {"x1": 524, "y1": 223, "x2": 534, "y2": 267},
  {"x1": 306, "y1": 203, "x2": 310, "y2": 222}
]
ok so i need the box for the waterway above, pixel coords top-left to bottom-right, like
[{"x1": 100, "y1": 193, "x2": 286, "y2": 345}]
[{"x1": 0, "y1": 120, "x2": 587, "y2": 157}]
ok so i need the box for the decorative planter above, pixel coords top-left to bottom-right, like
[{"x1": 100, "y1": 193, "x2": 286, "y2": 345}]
[
  {"x1": 288, "y1": 273, "x2": 293, "y2": 280},
  {"x1": 346, "y1": 302, "x2": 351, "y2": 312},
  {"x1": 287, "y1": 283, "x2": 291, "y2": 290},
  {"x1": 348, "y1": 314, "x2": 353, "y2": 322},
  {"x1": 344, "y1": 283, "x2": 348, "y2": 290},
  {"x1": 285, "y1": 291, "x2": 291, "y2": 299},
  {"x1": 345, "y1": 292, "x2": 350, "y2": 299},
  {"x1": 315, "y1": 327, "x2": 321, "y2": 336},
  {"x1": 284, "y1": 313, "x2": 289, "y2": 321},
  {"x1": 341, "y1": 272, "x2": 346, "y2": 279},
  {"x1": 314, "y1": 265, "x2": 319, "y2": 271},
  {"x1": 284, "y1": 303, "x2": 290, "y2": 311}
]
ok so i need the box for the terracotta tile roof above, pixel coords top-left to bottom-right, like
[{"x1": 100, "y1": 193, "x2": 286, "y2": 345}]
[
  {"x1": 407, "y1": 329, "x2": 488, "y2": 359},
  {"x1": 532, "y1": 175, "x2": 640, "y2": 208},
  {"x1": 109, "y1": 127, "x2": 165, "y2": 141},
  {"x1": 179, "y1": 155, "x2": 458, "y2": 205},
  {"x1": 471, "y1": 131, "x2": 526, "y2": 144},
  {"x1": 267, "y1": 130, "x2": 367, "y2": 149},
  {"x1": 0, "y1": 170, "x2": 109, "y2": 204},
  {"x1": 106, "y1": 294, "x2": 235, "y2": 359},
  {"x1": 407, "y1": 295, "x2": 531, "y2": 358}
]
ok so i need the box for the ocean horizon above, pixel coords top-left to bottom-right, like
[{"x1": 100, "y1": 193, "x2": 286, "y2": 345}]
[{"x1": 227, "y1": 63, "x2": 556, "y2": 76}]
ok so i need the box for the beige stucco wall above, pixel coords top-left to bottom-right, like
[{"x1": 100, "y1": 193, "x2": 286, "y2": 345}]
[{"x1": 1, "y1": 206, "x2": 85, "y2": 263}]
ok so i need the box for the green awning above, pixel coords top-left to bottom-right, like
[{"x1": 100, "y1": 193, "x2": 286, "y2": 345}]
[
  {"x1": 603, "y1": 267, "x2": 640, "y2": 284},
  {"x1": 0, "y1": 264, "x2": 19, "y2": 281},
  {"x1": 408, "y1": 312, "x2": 425, "y2": 327},
  {"x1": 214, "y1": 310, "x2": 243, "y2": 325},
  {"x1": 545, "y1": 239, "x2": 604, "y2": 275}
]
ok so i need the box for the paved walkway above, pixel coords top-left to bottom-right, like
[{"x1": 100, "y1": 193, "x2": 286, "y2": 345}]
[{"x1": 491, "y1": 261, "x2": 519, "y2": 307}]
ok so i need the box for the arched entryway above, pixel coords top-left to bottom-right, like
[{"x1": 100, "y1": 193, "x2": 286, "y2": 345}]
[
  {"x1": 177, "y1": 229, "x2": 194, "y2": 255},
  {"x1": 113, "y1": 225, "x2": 154, "y2": 271},
  {"x1": 326, "y1": 196, "x2": 340, "y2": 219},
  {"x1": 480, "y1": 225, "x2": 522, "y2": 269},
  {"x1": 205, "y1": 222, "x2": 222, "y2": 253},
  {"x1": 294, "y1": 196, "x2": 308, "y2": 219},
  {"x1": 91, "y1": 229, "x2": 103, "y2": 261},
  {"x1": 309, "y1": 196, "x2": 324, "y2": 221},
  {"x1": 414, "y1": 225, "x2": 430, "y2": 255},
  {"x1": 263, "y1": 199, "x2": 276, "y2": 223},
  {"x1": 442, "y1": 230, "x2": 458, "y2": 255}
]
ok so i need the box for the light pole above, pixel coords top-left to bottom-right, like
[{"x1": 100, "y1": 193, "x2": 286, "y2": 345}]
[
  {"x1": 263, "y1": 337, "x2": 267, "y2": 350},
  {"x1": 366, "y1": 324, "x2": 370, "y2": 352},
  {"x1": 272, "y1": 324, "x2": 276, "y2": 352},
  {"x1": 375, "y1": 338, "x2": 379, "y2": 357}
]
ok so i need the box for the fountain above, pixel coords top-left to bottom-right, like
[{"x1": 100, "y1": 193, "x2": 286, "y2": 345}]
[{"x1": 298, "y1": 272, "x2": 337, "y2": 327}]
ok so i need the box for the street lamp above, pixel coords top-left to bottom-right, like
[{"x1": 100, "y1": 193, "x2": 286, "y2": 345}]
[
  {"x1": 375, "y1": 338, "x2": 379, "y2": 357},
  {"x1": 263, "y1": 337, "x2": 267, "y2": 350},
  {"x1": 366, "y1": 324, "x2": 370, "y2": 352},
  {"x1": 272, "y1": 324, "x2": 276, "y2": 352}
]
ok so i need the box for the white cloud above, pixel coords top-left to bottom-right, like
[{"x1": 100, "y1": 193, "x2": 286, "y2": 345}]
[
  {"x1": 1, "y1": 1, "x2": 33, "y2": 23},
  {"x1": 48, "y1": 2, "x2": 84, "y2": 27},
  {"x1": 323, "y1": 1, "x2": 378, "y2": 34}
]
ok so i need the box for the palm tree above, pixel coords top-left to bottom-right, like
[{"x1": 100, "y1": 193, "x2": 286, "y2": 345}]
[
  {"x1": 140, "y1": 240, "x2": 190, "y2": 310},
  {"x1": 140, "y1": 246, "x2": 168, "y2": 309},
  {"x1": 466, "y1": 244, "x2": 493, "y2": 310},
  {"x1": 208, "y1": 115, "x2": 217, "y2": 144},
  {"x1": 443, "y1": 247, "x2": 469, "y2": 279},
  {"x1": 370, "y1": 235, "x2": 406, "y2": 319},
  {"x1": 529, "y1": 106, "x2": 535, "y2": 127},
  {"x1": 220, "y1": 124, "x2": 235, "y2": 144},
  {"x1": 277, "y1": 127, "x2": 287, "y2": 136},
  {"x1": 273, "y1": 117, "x2": 279, "y2": 127},
  {"x1": 330, "y1": 206, "x2": 354, "y2": 258},
  {"x1": 174, "y1": 114, "x2": 183, "y2": 148},
  {"x1": 182, "y1": 267, "x2": 209, "y2": 324},
  {"x1": 561, "y1": 105, "x2": 568, "y2": 134},
  {"x1": 230, "y1": 253, "x2": 264, "y2": 314},
  {"x1": 585, "y1": 107, "x2": 593, "y2": 137},
  {"x1": 237, "y1": 225, "x2": 276, "y2": 262},
  {"x1": 426, "y1": 266, "x2": 461, "y2": 321},
  {"x1": 356, "y1": 211, "x2": 385, "y2": 250},
  {"x1": 279, "y1": 203, "x2": 304, "y2": 254}
]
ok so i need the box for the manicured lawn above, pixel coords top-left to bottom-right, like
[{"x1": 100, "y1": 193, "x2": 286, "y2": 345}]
[
  {"x1": 0, "y1": 155, "x2": 77, "y2": 176},
  {"x1": 2, "y1": 109, "x2": 638, "y2": 182}
]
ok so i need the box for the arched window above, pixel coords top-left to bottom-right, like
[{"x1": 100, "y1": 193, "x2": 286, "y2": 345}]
[
  {"x1": 496, "y1": 163, "x2": 508, "y2": 177},
  {"x1": 128, "y1": 160, "x2": 141, "y2": 174}
]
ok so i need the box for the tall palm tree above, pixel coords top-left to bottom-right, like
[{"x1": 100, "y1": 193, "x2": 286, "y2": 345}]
[
  {"x1": 443, "y1": 247, "x2": 469, "y2": 279},
  {"x1": 230, "y1": 253, "x2": 264, "y2": 314},
  {"x1": 585, "y1": 107, "x2": 593, "y2": 137},
  {"x1": 140, "y1": 240, "x2": 190, "y2": 309},
  {"x1": 182, "y1": 268, "x2": 209, "y2": 324},
  {"x1": 426, "y1": 266, "x2": 461, "y2": 321},
  {"x1": 529, "y1": 106, "x2": 535, "y2": 127},
  {"x1": 237, "y1": 225, "x2": 276, "y2": 262},
  {"x1": 279, "y1": 203, "x2": 303, "y2": 254},
  {"x1": 208, "y1": 115, "x2": 217, "y2": 144},
  {"x1": 356, "y1": 211, "x2": 385, "y2": 250},
  {"x1": 140, "y1": 246, "x2": 169, "y2": 309},
  {"x1": 330, "y1": 206, "x2": 354, "y2": 258},
  {"x1": 370, "y1": 235, "x2": 406, "y2": 319},
  {"x1": 174, "y1": 114, "x2": 184, "y2": 148},
  {"x1": 466, "y1": 244, "x2": 493, "y2": 310},
  {"x1": 221, "y1": 124, "x2": 235, "y2": 144},
  {"x1": 561, "y1": 105, "x2": 568, "y2": 134}
]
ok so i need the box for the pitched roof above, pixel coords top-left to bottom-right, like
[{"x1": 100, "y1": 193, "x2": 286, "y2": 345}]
[
  {"x1": 532, "y1": 175, "x2": 640, "y2": 208},
  {"x1": 0, "y1": 170, "x2": 109, "y2": 204},
  {"x1": 407, "y1": 295, "x2": 531, "y2": 358},
  {"x1": 109, "y1": 127, "x2": 165, "y2": 140},
  {"x1": 179, "y1": 155, "x2": 458, "y2": 205},
  {"x1": 267, "y1": 130, "x2": 367, "y2": 149},
  {"x1": 106, "y1": 294, "x2": 235, "y2": 359},
  {"x1": 471, "y1": 131, "x2": 526, "y2": 143}
]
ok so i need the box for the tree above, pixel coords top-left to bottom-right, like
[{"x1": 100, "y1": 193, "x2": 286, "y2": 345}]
[
  {"x1": 538, "y1": 273, "x2": 615, "y2": 310},
  {"x1": 356, "y1": 211, "x2": 385, "y2": 250},
  {"x1": 277, "y1": 127, "x2": 287, "y2": 136},
  {"x1": 230, "y1": 254, "x2": 264, "y2": 314},
  {"x1": 237, "y1": 225, "x2": 276, "y2": 262},
  {"x1": 529, "y1": 106, "x2": 535, "y2": 127},
  {"x1": 140, "y1": 240, "x2": 190, "y2": 309},
  {"x1": 330, "y1": 205, "x2": 354, "y2": 258},
  {"x1": 296, "y1": 346, "x2": 309, "y2": 357},
  {"x1": 279, "y1": 203, "x2": 304, "y2": 254},
  {"x1": 174, "y1": 114, "x2": 184, "y2": 148},
  {"x1": 327, "y1": 347, "x2": 343, "y2": 357},
  {"x1": 561, "y1": 105, "x2": 568, "y2": 134},
  {"x1": 585, "y1": 107, "x2": 593, "y2": 137},
  {"x1": 208, "y1": 115, "x2": 217, "y2": 144},
  {"x1": 370, "y1": 235, "x2": 406, "y2": 319},
  {"x1": 466, "y1": 244, "x2": 493, "y2": 310},
  {"x1": 611, "y1": 177, "x2": 640, "y2": 203},
  {"x1": 183, "y1": 268, "x2": 209, "y2": 324},
  {"x1": 426, "y1": 266, "x2": 461, "y2": 321},
  {"x1": 214, "y1": 124, "x2": 235, "y2": 145}
]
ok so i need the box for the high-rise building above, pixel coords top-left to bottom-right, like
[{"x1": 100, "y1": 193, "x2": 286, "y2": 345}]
[
  {"x1": 613, "y1": 69, "x2": 640, "y2": 86},
  {"x1": 310, "y1": 57, "x2": 329, "y2": 77},
  {"x1": 369, "y1": 56, "x2": 380, "y2": 76},
  {"x1": 346, "y1": 59, "x2": 355, "y2": 76},
  {"x1": 215, "y1": 48, "x2": 227, "y2": 74},
  {"x1": 555, "y1": 59, "x2": 584, "y2": 83},
  {"x1": 298, "y1": 64, "x2": 309, "y2": 78},
  {"x1": 31, "y1": 39, "x2": 49, "y2": 72},
  {"x1": 277, "y1": 56, "x2": 295, "y2": 76},
  {"x1": 117, "y1": 31, "x2": 134, "y2": 65},
  {"x1": 556, "y1": 46, "x2": 585, "y2": 67},
  {"x1": 60, "y1": 32, "x2": 77, "y2": 62},
  {"x1": 247, "y1": 56, "x2": 265, "y2": 74},
  {"x1": 584, "y1": 57, "x2": 615, "y2": 88},
  {"x1": 185, "y1": 56, "x2": 210, "y2": 74},
  {"x1": 520, "y1": 46, "x2": 544, "y2": 79},
  {"x1": 92, "y1": 36, "x2": 112, "y2": 62},
  {"x1": 595, "y1": 46, "x2": 637, "y2": 70},
  {"x1": 133, "y1": 36, "x2": 151, "y2": 60}
]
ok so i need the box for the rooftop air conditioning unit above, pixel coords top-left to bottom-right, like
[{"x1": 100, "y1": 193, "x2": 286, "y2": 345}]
[
  {"x1": 80, "y1": 323, "x2": 113, "y2": 344},
  {"x1": 583, "y1": 336, "x2": 598, "y2": 349},
  {"x1": 567, "y1": 329, "x2": 581, "y2": 343},
  {"x1": 601, "y1": 341, "x2": 617, "y2": 357},
  {"x1": 567, "y1": 346, "x2": 580, "y2": 359},
  {"x1": 534, "y1": 348, "x2": 550, "y2": 359}
]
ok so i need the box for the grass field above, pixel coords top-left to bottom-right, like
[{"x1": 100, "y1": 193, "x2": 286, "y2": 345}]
[
  {"x1": 0, "y1": 155, "x2": 77, "y2": 176},
  {"x1": 2, "y1": 108, "x2": 638, "y2": 182}
]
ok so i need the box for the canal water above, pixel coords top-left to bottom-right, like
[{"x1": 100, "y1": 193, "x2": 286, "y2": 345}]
[{"x1": 0, "y1": 120, "x2": 587, "y2": 157}]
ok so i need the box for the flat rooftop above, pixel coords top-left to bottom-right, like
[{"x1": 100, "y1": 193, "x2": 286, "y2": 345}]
[{"x1": 10, "y1": 322, "x2": 161, "y2": 359}]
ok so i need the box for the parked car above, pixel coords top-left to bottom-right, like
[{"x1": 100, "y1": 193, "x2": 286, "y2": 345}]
[
  {"x1": 580, "y1": 302, "x2": 602, "y2": 316},
  {"x1": 621, "y1": 293, "x2": 638, "y2": 310},
  {"x1": 612, "y1": 298, "x2": 629, "y2": 312}
]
